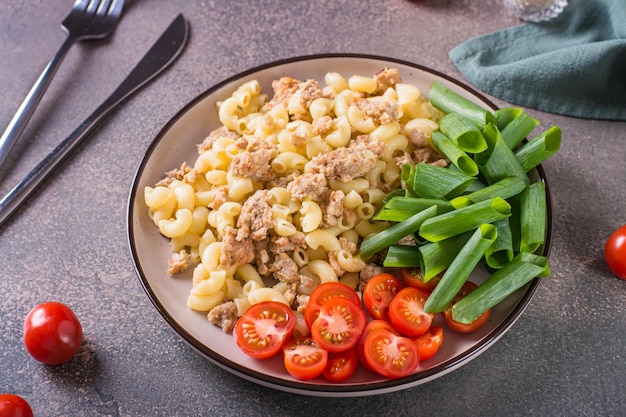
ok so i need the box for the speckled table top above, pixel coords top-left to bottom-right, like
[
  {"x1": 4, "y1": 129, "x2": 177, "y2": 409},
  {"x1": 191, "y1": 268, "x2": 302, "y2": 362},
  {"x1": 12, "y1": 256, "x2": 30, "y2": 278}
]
[{"x1": 1, "y1": 1, "x2": 625, "y2": 416}]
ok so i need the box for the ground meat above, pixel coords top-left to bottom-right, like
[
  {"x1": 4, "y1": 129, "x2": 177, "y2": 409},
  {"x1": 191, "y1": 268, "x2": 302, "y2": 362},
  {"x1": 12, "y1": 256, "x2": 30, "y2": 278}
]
[
  {"x1": 156, "y1": 162, "x2": 192, "y2": 187},
  {"x1": 406, "y1": 128, "x2": 448, "y2": 166},
  {"x1": 207, "y1": 301, "x2": 238, "y2": 334},
  {"x1": 354, "y1": 97, "x2": 402, "y2": 125},
  {"x1": 220, "y1": 227, "x2": 254, "y2": 269},
  {"x1": 269, "y1": 232, "x2": 306, "y2": 253},
  {"x1": 352, "y1": 134, "x2": 385, "y2": 158},
  {"x1": 327, "y1": 252, "x2": 345, "y2": 277},
  {"x1": 269, "y1": 253, "x2": 301, "y2": 284},
  {"x1": 167, "y1": 250, "x2": 191, "y2": 274},
  {"x1": 373, "y1": 67, "x2": 402, "y2": 95},
  {"x1": 312, "y1": 115, "x2": 333, "y2": 136},
  {"x1": 267, "y1": 77, "x2": 323, "y2": 113},
  {"x1": 236, "y1": 190, "x2": 273, "y2": 241},
  {"x1": 198, "y1": 126, "x2": 240, "y2": 154},
  {"x1": 307, "y1": 144, "x2": 378, "y2": 182},
  {"x1": 254, "y1": 239, "x2": 271, "y2": 276},
  {"x1": 286, "y1": 172, "x2": 328, "y2": 201},
  {"x1": 358, "y1": 264, "x2": 384, "y2": 291},
  {"x1": 322, "y1": 190, "x2": 347, "y2": 226},
  {"x1": 282, "y1": 283, "x2": 298, "y2": 308},
  {"x1": 295, "y1": 294, "x2": 310, "y2": 314},
  {"x1": 207, "y1": 185, "x2": 230, "y2": 210},
  {"x1": 230, "y1": 149, "x2": 275, "y2": 182},
  {"x1": 339, "y1": 237, "x2": 357, "y2": 254}
]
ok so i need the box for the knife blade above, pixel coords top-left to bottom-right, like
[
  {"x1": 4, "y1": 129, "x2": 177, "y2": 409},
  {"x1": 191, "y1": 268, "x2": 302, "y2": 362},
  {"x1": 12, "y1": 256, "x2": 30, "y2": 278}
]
[{"x1": 0, "y1": 13, "x2": 189, "y2": 229}]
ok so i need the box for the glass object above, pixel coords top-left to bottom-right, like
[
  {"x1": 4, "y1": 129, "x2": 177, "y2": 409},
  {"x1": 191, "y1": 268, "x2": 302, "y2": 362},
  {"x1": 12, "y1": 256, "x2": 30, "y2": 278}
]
[{"x1": 503, "y1": 0, "x2": 568, "y2": 22}]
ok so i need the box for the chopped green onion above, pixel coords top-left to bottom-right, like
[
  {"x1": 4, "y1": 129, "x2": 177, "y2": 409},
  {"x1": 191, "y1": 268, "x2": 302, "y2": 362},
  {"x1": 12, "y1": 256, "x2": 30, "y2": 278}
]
[
  {"x1": 438, "y1": 113, "x2": 487, "y2": 153},
  {"x1": 373, "y1": 196, "x2": 453, "y2": 222},
  {"x1": 383, "y1": 245, "x2": 421, "y2": 267},
  {"x1": 429, "y1": 81, "x2": 496, "y2": 129},
  {"x1": 359, "y1": 205, "x2": 437, "y2": 260},
  {"x1": 515, "y1": 126, "x2": 562, "y2": 172},
  {"x1": 431, "y1": 131, "x2": 479, "y2": 176},
  {"x1": 501, "y1": 111, "x2": 540, "y2": 149},
  {"x1": 454, "y1": 176, "x2": 527, "y2": 205},
  {"x1": 484, "y1": 218, "x2": 514, "y2": 269},
  {"x1": 476, "y1": 123, "x2": 529, "y2": 186},
  {"x1": 417, "y1": 232, "x2": 472, "y2": 281},
  {"x1": 494, "y1": 107, "x2": 523, "y2": 130},
  {"x1": 451, "y1": 252, "x2": 550, "y2": 324},
  {"x1": 411, "y1": 163, "x2": 475, "y2": 200},
  {"x1": 423, "y1": 224, "x2": 498, "y2": 313},
  {"x1": 419, "y1": 197, "x2": 511, "y2": 242},
  {"x1": 519, "y1": 182, "x2": 547, "y2": 253}
]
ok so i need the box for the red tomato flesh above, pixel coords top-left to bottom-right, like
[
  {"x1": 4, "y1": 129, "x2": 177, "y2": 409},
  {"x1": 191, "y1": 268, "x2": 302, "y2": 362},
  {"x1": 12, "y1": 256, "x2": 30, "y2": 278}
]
[
  {"x1": 414, "y1": 325, "x2": 444, "y2": 361},
  {"x1": 0, "y1": 394, "x2": 34, "y2": 417},
  {"x1": 233, "y1": 301, "x2": 295, "y2": 359},
  {"x1": 400, "y1": 267, "x2": 442, "y2": 293},
  {"x1": 388, "y1": 287, "x2": 435, "y2": 337},
  {"x1": 323, "y1": 348, "x2": 359, "y2": 382},
  {"x1": 443, "y1": 281, "x2": 491, "y2": 333},
  {"x1": 304, "y1": 282, "x2": 361, "y2": 328},
  {"x1": 605, "y1": 225, "x2": 626, "y2": 280},
  {"x1": 283, "y1": 337, "x2": 328, "y2": 380},
  {"x1": 311, "y1": 297, "x2": 366, "y2": 353},
  {"x1": 23, "y1": 301, "x2": 83, "y2": 365},
  {"x1": 363, "y1": 328, "x2": 420, "y2": 379},
  {"x1": 357, "y1": 320, "x2": 399, "y2": 371},
  {"x1": 363, "y1": 273, "x2": 403, "y2": 321}
]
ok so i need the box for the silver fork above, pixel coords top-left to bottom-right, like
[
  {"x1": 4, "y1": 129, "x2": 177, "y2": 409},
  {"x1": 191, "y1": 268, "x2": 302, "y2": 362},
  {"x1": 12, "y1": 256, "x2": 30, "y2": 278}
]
[{"x1": 0, "y1": 0, "x2": 125, "y2": 174}]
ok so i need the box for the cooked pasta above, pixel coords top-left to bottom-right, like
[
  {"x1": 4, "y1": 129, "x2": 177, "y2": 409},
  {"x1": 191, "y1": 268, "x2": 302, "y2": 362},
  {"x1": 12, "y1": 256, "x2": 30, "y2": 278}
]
[{"x1": 144, "y1": 67, "x2": 446, "y2": 332}]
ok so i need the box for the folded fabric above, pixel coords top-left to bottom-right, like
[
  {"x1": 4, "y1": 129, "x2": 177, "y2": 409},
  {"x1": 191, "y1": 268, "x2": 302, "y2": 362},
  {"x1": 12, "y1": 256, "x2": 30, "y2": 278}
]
[{"x1": 449, "y1": 0, "x2": 626, "y2": 121}]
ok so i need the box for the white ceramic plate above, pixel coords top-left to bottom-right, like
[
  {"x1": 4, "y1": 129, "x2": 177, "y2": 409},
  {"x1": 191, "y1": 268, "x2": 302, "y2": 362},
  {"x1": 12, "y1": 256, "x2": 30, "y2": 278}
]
[{"x1": 127, "y1": 54, "x2": 552, "y2": 397}]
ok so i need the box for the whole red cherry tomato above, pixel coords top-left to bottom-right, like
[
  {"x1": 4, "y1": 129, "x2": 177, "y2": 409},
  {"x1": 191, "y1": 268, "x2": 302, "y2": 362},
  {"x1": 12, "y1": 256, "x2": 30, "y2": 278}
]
[
  {"x1": 605, "y1": 225, "x2": 626, "y2": 280},
  {"x1": 23, "y1": 301, "x2": 83, "y2": 365},
  {"x1": 0, "y1": 393, "x2": 34, "y2": 417}
]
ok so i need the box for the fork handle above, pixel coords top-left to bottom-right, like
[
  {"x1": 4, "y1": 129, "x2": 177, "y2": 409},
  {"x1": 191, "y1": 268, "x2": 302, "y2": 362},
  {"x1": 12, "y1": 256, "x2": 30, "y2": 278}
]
[{"x1": 0, "y1": 35, "x2": 75, "y2": 174}]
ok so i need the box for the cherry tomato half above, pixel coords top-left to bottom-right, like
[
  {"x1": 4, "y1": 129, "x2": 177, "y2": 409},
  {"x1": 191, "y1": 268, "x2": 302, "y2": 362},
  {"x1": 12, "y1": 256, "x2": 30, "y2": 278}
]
[
  {"x1": 414, "y1": 325, "x2": 444, "y2": 361},
  {"x1": 283, "y1": 337, "x2": 328, "y2": 380},
  {"x1": 23, "y1": 301, "x2": 83, "y2": 365},
  {"x1": 443, "y1": 281, "x2": 491, "y2": 333},
  {"x1": 233, "y1": 301, "x2": 295, "y2": 359},
  {"x1": 304, "y1": 282, "x2": 361, "y2": 328},
  {"x1": 363, "y1": 328, "x2": 420, "y2": 379},
  {"x1": 605, "y1": 225, "x2": 626, "y2": 280},
  {"x1": 357, "y1": 320, "x2": 399, "y2": 371},
  {"x1": 323, "y1": 348, "x2": 359, "y2": 382},
  {"x1": 400, "y1": 267, "x2": 442, "y2": 293},
  {"x1": 311, "y1": 297, "x2": 366, "y2": 353},
  {"x1": 363, "y1": 273, "x2": 403, "y2": 321},
  {"x1": 0, "y1": 394, "x2": 34, "y2": 417},
  {"x1": 388, "y1": 287, "x2": 435, "y2": 337}
]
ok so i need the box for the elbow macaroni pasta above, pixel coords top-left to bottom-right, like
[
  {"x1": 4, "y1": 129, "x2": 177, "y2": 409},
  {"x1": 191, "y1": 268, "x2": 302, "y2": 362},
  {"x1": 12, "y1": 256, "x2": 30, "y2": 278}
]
[{"x1": 144, "y1": 67, "x2": 445, "y2": 324}]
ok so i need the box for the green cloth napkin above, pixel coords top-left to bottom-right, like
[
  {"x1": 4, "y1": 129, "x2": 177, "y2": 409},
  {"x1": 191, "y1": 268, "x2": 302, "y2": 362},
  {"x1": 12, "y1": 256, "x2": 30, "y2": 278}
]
[{"x1": 449, "y1": 0, "x2": 626, "y2": 121}]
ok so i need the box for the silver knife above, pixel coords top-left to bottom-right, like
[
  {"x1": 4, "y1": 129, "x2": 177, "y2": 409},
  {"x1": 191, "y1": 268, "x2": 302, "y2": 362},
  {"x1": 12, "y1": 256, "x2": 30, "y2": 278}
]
[{"x1": 0, "y1": 13, "x2": 189, "y2": 229}]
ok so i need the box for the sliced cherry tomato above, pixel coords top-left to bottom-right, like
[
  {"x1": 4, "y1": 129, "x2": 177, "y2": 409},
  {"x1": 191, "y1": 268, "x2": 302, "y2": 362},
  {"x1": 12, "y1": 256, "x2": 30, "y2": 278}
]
[
  {"x1": 304, "y1": 282, "x2": 361, "y2": 328},
  {"x1": 0, "y1": 394, "x2": 33, "y2": 417},
  {"x1": 357, "y1": 320, "x2": 399, "y2": 371},
  {"x1": 414, "y1": 325, "x2": 444, "y2": 361},
  {"x1": 363, "y1": 273, "x2": 403, "y2": 321},
  {"x1": 443, "y1": 281, "x2": 491, "y2": 333},
  {"x1": 388, "y1": 287, "x2": 434, "y2": 337},
  {"x1": 322, "y1": 348, "x2": 359, "y2": 382},
  {"x1": 23, "y1": 301, "x2": 83, "y2": 365},
  {"x1": 363, "y1": 328, "x2": 420, "y2": 379},
  {"x1": 400, "y1": 267, "x2": 442, "y2": 293},
  {"x1": 605, "y1": 225, "x2": 626, "y2": 280},
  {"x1": 283, "y1": 337, "x2": 328, "y2": 380},
  {"x1": 233, "y1": 301, "x2": 295, "y2": 359},
  {"x1": 311, "y1": 297, "x2": 366, "y2": 352}
]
